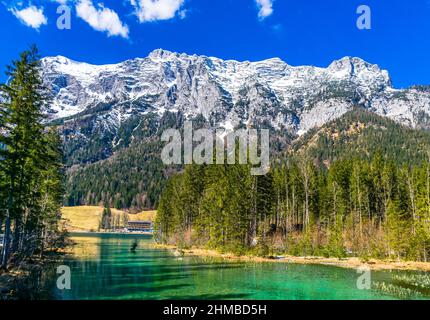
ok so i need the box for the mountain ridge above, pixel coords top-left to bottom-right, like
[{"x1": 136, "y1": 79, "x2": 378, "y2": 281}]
[
  {"x1": 41, "y1": 50, "x2": 430, "y2": 146},
  {"x1": 37, "y1": 49, "x2": 430, "y2": 209}
]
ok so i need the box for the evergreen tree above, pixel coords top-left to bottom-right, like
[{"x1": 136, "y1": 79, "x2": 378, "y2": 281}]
[
  {"x1": 156, "y1": 153, "x2": 430, "y2": 261},
  {"x1": 100, "y1": 201, "x2": 112, "y2": 230},
  {"x1": 0, "y1": 47, "x2": 65, "y2": 269}
]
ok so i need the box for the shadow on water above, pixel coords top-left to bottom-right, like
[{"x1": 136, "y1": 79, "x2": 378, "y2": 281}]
[
  {"x1": 47, "y1": 234, "x2": 425, "y2": 300},
  {"x1": 103, "y1": 263, "x2": 244, "y2": 274},
  {"x1": 46, "y1": 234, "x2": 253, "y2": 299},
  {"x1": 160, "y1": 293, "x2": 252, "y2": 300},
  {"x1": 109, "y1": 283, "x2": 192, "y2": 292}
]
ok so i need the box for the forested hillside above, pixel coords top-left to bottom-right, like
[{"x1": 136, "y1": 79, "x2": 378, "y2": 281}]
[
  {"x1": 66, "y1": 108, "x2": 430, "y2": 212},
  {"x1": 63, "y1": 112, "x2": 198, "y2": 210},
  {"x1": 66, "y1": 137, "x2": 168, "y2": 210},
  {"x1": 156, "y1": 109, "x2": 430, "y2": 261},
  {"x1": 63, "y1": 109, "x2": 293, "y2": 212},
  {"x1": 290, "y1": 109, "x2": 430, "y2": 166},
  {"x1": 156, "y1": 154, "x2": 430, "y2": 261}
]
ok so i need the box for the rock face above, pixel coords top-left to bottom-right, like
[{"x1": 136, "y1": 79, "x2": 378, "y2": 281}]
[{"x1": 40, "y1": 49, "x2": 430, "y2": 163}]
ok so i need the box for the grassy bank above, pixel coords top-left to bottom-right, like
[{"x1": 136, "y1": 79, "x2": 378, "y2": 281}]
[
  {"x1": 61, "y1": 206, "x2": 156, "y2": 232},
  {"x1": 154, "y1": 244, "x2": 430, "y2": 272}
]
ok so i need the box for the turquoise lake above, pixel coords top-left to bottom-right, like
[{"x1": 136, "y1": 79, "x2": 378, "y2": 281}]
[{"x1": 48, "y1": 233, "x2": 429, "y2": 300}]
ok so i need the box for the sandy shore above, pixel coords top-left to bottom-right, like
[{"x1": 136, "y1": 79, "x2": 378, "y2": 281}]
[{"x1": 154, "y1": 244, "x2": 430, "y2": 272}]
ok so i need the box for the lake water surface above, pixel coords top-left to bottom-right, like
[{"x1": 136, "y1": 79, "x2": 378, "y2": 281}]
[{"x1": 49, "y1": 233, "x2": 426, "y2": 300}]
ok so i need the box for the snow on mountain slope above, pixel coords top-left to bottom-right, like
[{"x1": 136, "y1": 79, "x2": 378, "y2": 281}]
[{"x1": 41, "y1": 49, "x2": 430, "y2": 136}]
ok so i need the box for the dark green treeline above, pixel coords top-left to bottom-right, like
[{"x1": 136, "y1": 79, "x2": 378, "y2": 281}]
[{"x1": 156, "y1": 155, "x2": 430, "y2": 262}]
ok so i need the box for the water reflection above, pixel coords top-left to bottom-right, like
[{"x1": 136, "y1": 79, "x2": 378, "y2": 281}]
[{"x1": 46, "y1": 233, "x2": 428, "y2": 300}]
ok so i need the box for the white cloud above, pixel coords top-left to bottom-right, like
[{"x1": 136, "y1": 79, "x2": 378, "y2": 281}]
[
  {"x1": 11, "y1": 5, "x2": 48, "y2": 29},
  {"x1": 130, "y1": 0, "x2": 185, "y2": 23},
  {"x1": 178, "y1": 9, "x2": 187, "y2": 19},
  {"x1": 256, "y1": 0, "x2": 273, "y2": 19},
  {"x1": 76, "y1": 0, "x2": 129, "y2": 38}
]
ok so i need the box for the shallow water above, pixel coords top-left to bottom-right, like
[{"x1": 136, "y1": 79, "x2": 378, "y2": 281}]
[{"x1": 48, "y1": 233, "x2": 427, "y2": 300}]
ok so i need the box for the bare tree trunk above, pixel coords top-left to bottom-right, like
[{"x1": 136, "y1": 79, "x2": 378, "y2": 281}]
[
  {"x1": 12, "y1": 217, "x2": 22, "y2": 254},
  {"x1": 301, "y1": 163, "x2": 310, "y2": 230},
  {"x1": 276, "y1": 188, "x2": 280, "y2": 229},
  {"x1": 332, "y1": 182, "x2": 338, "y2": 227},
  {"x1": 427, "y1": 152, "x2": 430, "y2": 218},
  {"x1": 39, "y1": 223, "x2": 46, "y2": 259},
  {"x1": 292, "y1": 185, "x2": 296, "y2": 227},
  {"x1": 285, "y1": 173, "x2": 289, "y2": 237},
  {"x1": 247, "y1": 177, "x2": 258, "y2": 246},
  {"x1": 358, "y1": 179, "x2": 363, "y2": 241},
  {"x1": 406, "y1": 172, "x2": 417, "y2": 235},
  {"x1": 1, "y1": 210, "x2": 11, "y2": 269},
  {"x1": 2, "y1": 174, "x2": 15, "y2": 270},
  {"x1": 12, "y1": 167, "x2": 26, "y2": 255}
]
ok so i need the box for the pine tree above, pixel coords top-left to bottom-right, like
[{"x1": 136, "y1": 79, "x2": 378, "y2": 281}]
[
  {"x1": 156, "y1": 148, "x2": 430, "y2": 261},
  {"x1": 385, "y1": 200, "x2": 409, "y2": 260},
  {"x1": 0, "y1": 46, "x2": 65, "y2": 269},
  {"x1": 100, "y1": 201, "x2": 112, "y2": 230}
]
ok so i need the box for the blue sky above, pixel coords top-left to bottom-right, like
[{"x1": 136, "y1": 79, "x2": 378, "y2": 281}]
[{"x1": 1, "y1": 0, "x2": 430, "y2": 88}]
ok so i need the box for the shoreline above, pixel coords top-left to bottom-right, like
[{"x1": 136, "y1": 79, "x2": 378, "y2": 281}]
[
  {"x1": 153, "y1": 244, "x2": 430, "y2": 272},
  {"x1": 68, "y1": 230, "x2": 154, "y2": 236},
  {"x1": 0, "y1": 252, "x2": 64, "y2": 300}
]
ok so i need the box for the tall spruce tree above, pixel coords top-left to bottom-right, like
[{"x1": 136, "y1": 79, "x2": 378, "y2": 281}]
[{"x1": 0, "y1": 46, "x2": 64, "y2": 269}]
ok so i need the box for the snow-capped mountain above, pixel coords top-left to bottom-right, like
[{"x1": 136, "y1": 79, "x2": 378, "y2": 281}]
[{"x1": 41, "y1": 49, "x2": 430, "y2": 144}]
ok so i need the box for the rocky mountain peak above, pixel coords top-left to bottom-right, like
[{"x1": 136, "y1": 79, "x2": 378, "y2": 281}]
[
  {"x1": 40, "y1": 50, "x2": 430, "y2": 141},
  {"x1": 148, "y1": 48, "x2": 177, "y2": 60}
]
